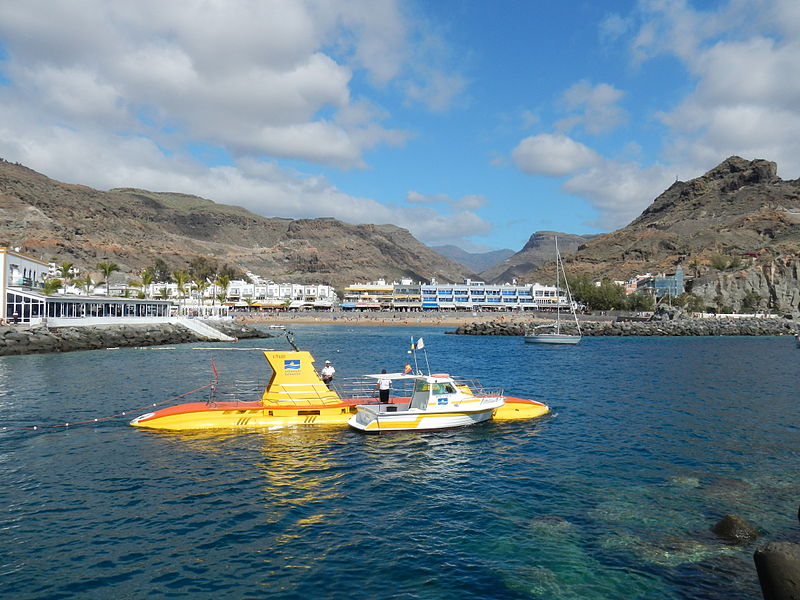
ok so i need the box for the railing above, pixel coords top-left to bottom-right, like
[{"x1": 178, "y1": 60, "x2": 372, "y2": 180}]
[
  {"x1": 450, "y1": 376, "x2": 503, "y2": 400},
  {"x1": 330, "y1": 376, "x2": 417, "y2": 401}
]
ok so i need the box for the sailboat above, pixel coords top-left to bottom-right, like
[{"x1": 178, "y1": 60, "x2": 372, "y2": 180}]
[{"x1": 524, "y1": 236, "x2": 582, "y2": 345}]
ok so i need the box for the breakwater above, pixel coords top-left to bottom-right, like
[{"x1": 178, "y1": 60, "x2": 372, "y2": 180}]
[
  {"x1": 451, "y1": 317, "x2": 797, "y2": 337},
  {"x1": 0, "y1": 320, "x2": 270, "y2": 356}
]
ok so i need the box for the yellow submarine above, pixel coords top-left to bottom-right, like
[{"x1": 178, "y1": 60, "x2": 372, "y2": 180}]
[{"x1": 129, "y1": 348, "x2": 549, "y2": 431}]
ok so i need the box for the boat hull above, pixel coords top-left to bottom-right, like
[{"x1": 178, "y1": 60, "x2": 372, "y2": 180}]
[
  {"x1": 129, "y1": 400, "x2": 360, "y2": 430},
  {"x1": 524, "y1": 333, "x2": 581, "y2": 345},
  {"x1": 494, "y1": 396, "x2": 550, "y2": 420},
  {"x1": 348, "y1": 404, "x2": 499, "y2": 433}
]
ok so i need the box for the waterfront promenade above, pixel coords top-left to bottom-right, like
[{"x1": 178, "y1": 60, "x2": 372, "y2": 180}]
[{"x1": 233, "y1": 310, "x2": 612, "y2": 328}]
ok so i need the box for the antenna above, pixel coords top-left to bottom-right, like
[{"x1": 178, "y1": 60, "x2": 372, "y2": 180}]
[
  {"x1": 285, "y1": 330, "x2": 299, "y2": 351},
  {"x1": 410, "y1": 336, "x2": 420, "y2": 374}
]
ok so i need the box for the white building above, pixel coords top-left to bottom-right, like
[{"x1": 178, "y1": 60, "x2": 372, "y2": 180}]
[
  {"x1": 226, "y1": 280, "x2": 337, "y2": 310},
  {"x1": 2, "y1": 247, "x2": 172, "y2": 324},
  {"x1": 339, "y1": 278, "x2": 571, "y2": 311},
  {"x1": 2, "y1": 247, "x2": 50, "y2": 322},
  {"x1": 420, "y1": 279, "x2": 568, "y2": 311}
]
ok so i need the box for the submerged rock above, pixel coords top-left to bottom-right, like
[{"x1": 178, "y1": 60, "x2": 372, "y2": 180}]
[{"x1": 712, "y1": 514, "x2": 759, "y2": 544}]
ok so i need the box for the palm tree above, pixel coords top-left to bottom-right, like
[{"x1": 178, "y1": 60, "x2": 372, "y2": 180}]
[
  {"x1": 42, "y1": 278, "x2": 63, "y2": 296},
  {"x1": 78, "y1": 274, "x2": 95, "y2": 295},
  {"x1": 194, "y1": 280, "x2": 210, "y2": 304},
  {"x1": 173, "y1": 270, "x2": 190, "y2": 312},
  {"x1": 57, "y1": 261, "x2": 74, "y2": 282},
  {"x1": 213, "y1": 274, "x2": 230, "y2": 306},
  {"x1": 140, "y1": 267, "x2": 155, "y2": 299},
  {"x1": 96, "y1": 261, "x2": 120, "y2": 296}
]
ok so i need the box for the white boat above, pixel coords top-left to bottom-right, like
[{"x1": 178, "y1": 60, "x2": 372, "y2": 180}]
[
  {"x1": 347, "y1": 372, "x2": 505, "y2": 433},
  {"x1": 525, "y1": 236, "x2": 581, "y2": 345}
]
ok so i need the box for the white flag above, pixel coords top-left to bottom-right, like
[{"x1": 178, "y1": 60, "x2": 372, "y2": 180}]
[{"x1": 416, "y1": 337, "x2": 424, "y2": 350}]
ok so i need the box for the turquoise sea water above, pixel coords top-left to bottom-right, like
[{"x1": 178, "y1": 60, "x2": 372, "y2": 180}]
[{"x1": 1, "y1": 325, "x2": 798, "y2": 599}]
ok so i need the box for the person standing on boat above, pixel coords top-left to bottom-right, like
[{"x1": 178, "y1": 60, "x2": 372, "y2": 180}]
[
  {"x1": 375, "y1": 369, "x2": 391, "y2": 403},
  {"x1": 321, "y1": 360, "x2": 335, "y2": 386}
]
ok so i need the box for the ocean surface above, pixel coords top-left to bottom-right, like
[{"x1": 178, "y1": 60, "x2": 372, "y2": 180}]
[{"x1": 1, "y1": 325, "x2": 798, "y2": 599}]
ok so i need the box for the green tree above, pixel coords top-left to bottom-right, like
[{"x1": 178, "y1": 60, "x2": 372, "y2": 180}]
[
  {"x1": 153, "y1": 258, "x2": 172, "y2": 283},
  {"x1": 194, "y1": 279, "x2": 210, "y2": 304},
  {"x1": 710, "y1": 254, "x2": 729, "y2": 271},
  {"x1": 213, "y1": 274, "x2": 230, "y2": 305},
  {"x1": 96, "y1": 261, "x2": 119, "y2": 296},
  {"x1": 57, "y1": 261, "x2": 74, "y2": 282},
  {"x1": 741, "y1": 291, "x2": 763, "y2": 313},
  {"x1": 188, "y1": 257, "x2": 219, "y2": 283},
  {"x1": 42, "y1": 278, "x2": 63, "y2": 296},
  {"x1": 158, "y1": 287, "x2": 169, "y2": 300},
  {"x1": 173, "y1": 270, "x2": 190, "y2": 307},
  {"x1": 78, "y1": 274, "x2": 95, "y2": 295},
  {"x1": 140, "y1": 268, "x2": 155, "y2": 298},
  {"x1": 626, "y1": 292, "x2": 655, "y2": 311}
]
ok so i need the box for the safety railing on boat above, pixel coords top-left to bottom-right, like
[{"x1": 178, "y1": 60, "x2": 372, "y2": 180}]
[
  {"x1": 450, "y1": 376, "x2": 504, "y2": 400},
  {"x1": 204, "y1": 375, "x2": 503, "y2": 406}
]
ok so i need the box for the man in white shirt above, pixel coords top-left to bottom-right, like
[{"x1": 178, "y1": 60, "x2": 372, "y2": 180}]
[
  {"x1": 375, "y1": 369, "x2": 391, "y2": 403},
  {"x1": 321, "y1": 360, "x2": 335, "y2": 386}
]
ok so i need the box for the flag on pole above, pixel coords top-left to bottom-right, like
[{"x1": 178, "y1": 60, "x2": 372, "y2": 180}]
[
  {"x1": 403, "y1": 363, "x2": 412, "y2": 374},
  {"x1": 416, "y1": 337, "x2": 424, "y2": 350}
]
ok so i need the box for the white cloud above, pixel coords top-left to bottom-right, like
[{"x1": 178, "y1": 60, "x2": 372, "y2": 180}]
[
  {"x1": 557, "y1": 80, "x2": 627, "y2": 135},
  {"x1": 406, "y1": 191, "x2": 488, "y2": 211},
  {"x1": 634, "y1": 0, "x2": 800, "y2": 177},
  {"x1": 563, "y1": 161, "x2": 675, "y2": 230},
  {"x1": 511, "y1": 133, "x2": 601, "y2": 176},
  {"x1": 0, "y1": 0, "x2": 483, "y2": 246},
  {"x1": 0, "y1": 0, "x2": 460, "y2": 170}
]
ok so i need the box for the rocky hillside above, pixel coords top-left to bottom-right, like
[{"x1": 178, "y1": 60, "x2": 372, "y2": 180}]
[
  {"x1": 522, "y1": 157, "x2": 800, "y2": 313},
  {"x1": 479, "y1": 231, "x2": 594, "y2": 283},
  {"x1": 0, "y1": 160, "x2": 473, "y2": 288},
  {"x1": 432, "y1": 245, "x2": 515, "y2": 274}
]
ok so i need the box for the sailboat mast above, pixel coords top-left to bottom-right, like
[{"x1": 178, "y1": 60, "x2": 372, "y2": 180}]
[{"x1": 554, "y1": 236, "x2": 561, "y2": 334}]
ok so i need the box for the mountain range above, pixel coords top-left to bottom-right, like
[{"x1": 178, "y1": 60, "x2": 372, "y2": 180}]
[
  {"x1": 0, "y1": 159, "x2": 472, "y2": 289},
  {"x1": 1, "y1": 155, "x2": 799, "y2": 312},
  {"x1": 522, "y1": 156, "x2": 800, "y2": 312}
]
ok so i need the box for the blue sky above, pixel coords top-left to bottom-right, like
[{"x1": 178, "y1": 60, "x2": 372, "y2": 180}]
[{"x1": 1, "y1": 1, "x2": 798, "y2": 252}]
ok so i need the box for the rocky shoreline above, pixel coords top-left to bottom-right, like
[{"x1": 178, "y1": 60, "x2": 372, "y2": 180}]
[
  {"x1": 451, "y1": 309, "x2": 798, "y2": 338},
  {"x1": 0, "y1": 320, "x2": 270, "y2": 357}
]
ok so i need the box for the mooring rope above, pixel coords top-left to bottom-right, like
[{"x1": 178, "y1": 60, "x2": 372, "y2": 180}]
[{"x1": 7, "y1": 382, "x2": 215, "y2": 432}]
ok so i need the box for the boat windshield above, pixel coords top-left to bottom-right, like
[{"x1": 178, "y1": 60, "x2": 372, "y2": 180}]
[{"x1": 432, "y1": 383, "x2": 456, "y2": 395}]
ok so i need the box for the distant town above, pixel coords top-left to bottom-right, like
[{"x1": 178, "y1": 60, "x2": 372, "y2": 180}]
[{"x1": 2, "y1": 246, "x2": 688, "y2": 325}]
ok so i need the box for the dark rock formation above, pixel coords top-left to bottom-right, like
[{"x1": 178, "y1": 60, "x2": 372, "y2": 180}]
[
  {"x1": 0, "y1": 321, "x2": 269, "y2": 356},
  {"x1": 519, "y1": 156, "x2": 800, "y2": 314},
  {"x1": 450, "y1": 317, "x2": 796, "y2": 337},
  {"x1": 754, "y1": 541, "x2": 800, "y2": 600},
  {"x1": 712, "y1": 514, "x2": 759, "y2": 544}
]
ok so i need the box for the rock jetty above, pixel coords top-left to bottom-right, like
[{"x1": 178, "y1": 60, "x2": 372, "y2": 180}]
[
  {"x1": 0, "y1": 320, "x2": 270, "y2": 357},
  {"x1": 451, "y1": 307, "x2": 797, "y2": 337}
]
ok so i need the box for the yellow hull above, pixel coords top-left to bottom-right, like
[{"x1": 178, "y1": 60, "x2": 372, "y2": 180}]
[
  {"x1": 129, "y1": 401, "x2": 358, "y2": 430},
  {"x1": 494, "y1": 397, "x2": 550, "y2": 420}
]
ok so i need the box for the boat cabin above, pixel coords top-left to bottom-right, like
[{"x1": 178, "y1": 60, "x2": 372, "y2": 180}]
[{"x1": 364, "y1": 373, "x2": 464, "y2": 412}]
